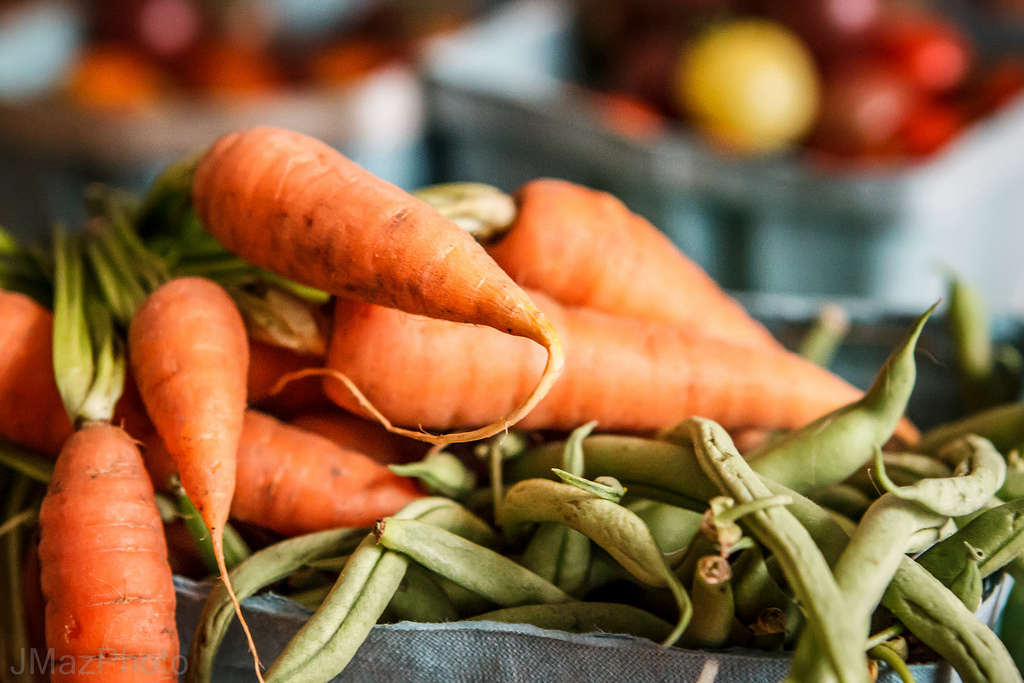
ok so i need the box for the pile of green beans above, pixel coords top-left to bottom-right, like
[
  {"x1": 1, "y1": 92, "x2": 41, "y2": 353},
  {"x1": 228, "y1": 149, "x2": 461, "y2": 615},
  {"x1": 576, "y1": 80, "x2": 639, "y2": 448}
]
[{"x1": 181, "y1": 302, "x2": 1024, "y2": 683}]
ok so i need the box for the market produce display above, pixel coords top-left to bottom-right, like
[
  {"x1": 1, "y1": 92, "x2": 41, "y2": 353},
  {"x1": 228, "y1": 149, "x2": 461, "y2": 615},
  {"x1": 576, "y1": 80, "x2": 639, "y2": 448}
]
[
  {"x1": 578, "y1": 0, "x2": 1024, "y2": 159},
  {"x1": 2, "y1": 127, "x2": 1024, "y2": 683}
]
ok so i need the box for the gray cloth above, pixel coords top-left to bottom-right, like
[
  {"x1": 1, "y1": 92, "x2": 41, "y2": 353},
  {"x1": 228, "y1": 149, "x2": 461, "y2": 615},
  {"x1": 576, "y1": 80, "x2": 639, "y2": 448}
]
[{"x1": 174, "y1": 576, "x2": 1012, "y2": 683}]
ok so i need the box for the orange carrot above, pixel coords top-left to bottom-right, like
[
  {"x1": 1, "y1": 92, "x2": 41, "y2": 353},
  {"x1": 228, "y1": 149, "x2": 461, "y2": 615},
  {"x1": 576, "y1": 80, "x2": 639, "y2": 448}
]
[
  {"x1": 247, "y1": 339, "x2": 331, "y2": 416},
  {"x1": 126, "y1": 276, "x2": 260, "y2": 676},
  {"x1": 38, "y1": 423, "x2": 179, "y2": 682},
  {"x1": 486, "y1": 179, "x2": 780, "y2": 349},
  {"x1": 139, "y1": 410, "x2": 422, "y2": 536},
  {"x1": 0, "y1": 290, "x2": 74, "y2": 454},
  {"x1": 191, "y1": 126, "x2": 564, "y2": 444},
  {"x1": 232, "y1": 411, "x2": 421, "y2": 535},
  {"x1": 325, "y1": 293, "x2": 896, "y2": 437},
  {"x1": 290, "y1": 410, "x2": 427, "y2": 466}
]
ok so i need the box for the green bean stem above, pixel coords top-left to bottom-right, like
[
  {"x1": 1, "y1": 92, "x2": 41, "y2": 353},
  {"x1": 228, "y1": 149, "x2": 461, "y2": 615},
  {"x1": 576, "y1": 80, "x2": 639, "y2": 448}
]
[
  {"x1": 467, "y1": 602, "x2": 674, "y2": 642},
  {"x1": 731, "y1": 547, "x2": 803, "y2": 638},
  {"x1": 389, "y1": 450, "x2": 476, "y2": 500},
  {"x1": 680, "y1": 417, "x2": 869, "y2": 683},
  {"x1": 681, "y1": 555, "x2": 735, "y2": 649},
  {"x1": 740, "y1": 305, "x2": 933, "y2": 493},
  {"x1": 868, "y1": 642, "x2": 916, "y2": 683},
  {"x1": 797, "y1": 304, "x2": 850, "y2": 368}
]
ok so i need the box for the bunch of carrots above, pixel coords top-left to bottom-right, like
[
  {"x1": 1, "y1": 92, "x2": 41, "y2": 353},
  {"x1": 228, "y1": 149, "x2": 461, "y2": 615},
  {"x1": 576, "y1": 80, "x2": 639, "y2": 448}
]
[{"x1": 0, "y1": 126, "x2": 922, "y2": 682}]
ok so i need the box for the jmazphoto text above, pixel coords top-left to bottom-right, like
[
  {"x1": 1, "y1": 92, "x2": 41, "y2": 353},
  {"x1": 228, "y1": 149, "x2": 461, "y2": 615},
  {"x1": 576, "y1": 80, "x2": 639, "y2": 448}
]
[{"x1": 9, "y1": 649, "x2": 187, "y2": 675}]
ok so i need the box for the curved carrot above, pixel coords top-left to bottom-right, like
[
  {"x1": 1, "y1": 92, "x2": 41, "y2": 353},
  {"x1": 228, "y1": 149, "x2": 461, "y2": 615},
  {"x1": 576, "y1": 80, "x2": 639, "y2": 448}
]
[
  {"x1": 191, "y1": 126, "x2": 564, "y2": 444},
  {"x1": 38, "y1": 423, "x2": 178, "y2": 682},
  {"x1": 247, "y1": 339, "x2": 331, "y2": 416},
  {"x1": 127, "y1": 277, "x2": 260, "y2": 677},
  {"x1": 0, "y1": 290, "x2": 74, "y2": 454},
  {"x1": 139, "y1": 410, "x2": 422, "y2": 536},
  {"x1": 325, "y1": 293, "x2": 876, "y2": 435},
  {"x1": 487, "y1": 179, "x2": 779, "y2": 349},
  {"x1": 290, "y1": 410, "x2": 427, "y2": 466}
]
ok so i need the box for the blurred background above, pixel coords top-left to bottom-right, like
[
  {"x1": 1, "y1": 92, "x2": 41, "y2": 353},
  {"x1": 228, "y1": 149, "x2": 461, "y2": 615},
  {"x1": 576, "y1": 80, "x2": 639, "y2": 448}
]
[{"x1": 2, "y1": 0, "x2": 1024, "y2": 309}]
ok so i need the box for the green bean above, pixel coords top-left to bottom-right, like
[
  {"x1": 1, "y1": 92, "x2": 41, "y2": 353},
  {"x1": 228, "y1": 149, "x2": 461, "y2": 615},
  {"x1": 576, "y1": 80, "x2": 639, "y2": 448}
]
[
  {"x1": 731, "y1": 547, "x2": 803, "y2": 638},
  {"x1": 669, "y1": 529, "x2": 719, "y2": 585},
  {"x1": 519, "y1": 422, "x2": 595, "y2": 596},
  {"x1": 375, "y1": 517, "x2": 571, "y2": 607},
  {"x1": 680, "y1": 417, "x2": 869, "y2": 683},
  {"x1": 833, "y1": 442, "x2": 1004, "y2": 641},
  {"x1": 507, "y1": 436, "x2": 715, "y2": 512},
  {"x1": 883, "y1": 560, "x2": 1020, "y2": 683},
  {"x1": 798, "y1": 303, "x2": 850, "y2": 368},
  {"x1": 681, "y1": 555, "x2": 734, "y2": 649},
  {"x1": 2, "y1": 476, "x2": 37, "y2": 683},
  {"x1": 843, "y1": 453, "x2": 954, "y2": 494},
  {"x1": 868, "y1": 642, "x2": 915, "y2": 683},
  {"x1": 518, "y1": 522, "x2": 590, "y2": 598},
  {"x1": 947, "y1": 272, "x2": 994, "y2": 411},
  {"x1": 269, "y1": 542, "x2": 408, "y2": 683},
  {"x1": 582, "y1": 546, "x2": 630, "y2": 594},
  {"x1": 998, "y1": 452, "x2": 1024, "y2": 500},
  {"x1": 500, "y1": 477, "x2": 691, "y2": 646},
  {"x1": 187, "y1": 527, "x2": 367, "y2": 683},
  {"x1": 739, "y1": 305, "x2": 933, "y2": 494},
  {"x1": 434, "y1": 573, "x2": 497, "y2": 617},
  {"x1": 467, "y1": 602, "x2": 675, "y2": 642},
  {"x1": 948, "y1": 553, "x2": 983, "y2": 612},
  {"x1": 919, "y1": 402, "x2": 1024, "y2": 456},
  {"x1": 387, "y1": 562, "x2": 459, "y2": 623},
  {"x1": 627, "y1": 499, "x2": 703, "y2": 554},
  {"x1": 389, "y1": 449, "x2": 476, "y2": 500},
  {"x1": 809, "y1": 484, "x2": 873, "y2": 521},
  {"x1": 305, "y1": 555, "x2": 352, "y2": 573},
  {"x1": 917, "y1": 497, "x2": 1024, "y2": 588}
]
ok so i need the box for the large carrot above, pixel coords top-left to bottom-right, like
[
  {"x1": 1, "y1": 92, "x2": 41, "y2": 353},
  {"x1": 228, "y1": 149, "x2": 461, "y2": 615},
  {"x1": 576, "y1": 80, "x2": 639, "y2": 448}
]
[
  {"x1": 139, "y1": 410, "x2": 422, "y2": 536},
  {"x1": 127, "y1": 277, "x2": 261, "y2": 676},
  {"x1": 290, "y1": 410, "x2": 427, "y2": 466},
  {"x1": 325, "y1": 293, "x2": 917, "y2": 441},
  {"x1": 484, "y1": 179, "x2": 779, "y2": 349},
  {"x1": 38, "y1": 423, "x2": 179, "y2": 682},
  {"x1": 190, "y1": 126, "x2": 564, "y2": 444},
  {"x1": 0, "y1": 290, "x2": 74, "y2": 454}
]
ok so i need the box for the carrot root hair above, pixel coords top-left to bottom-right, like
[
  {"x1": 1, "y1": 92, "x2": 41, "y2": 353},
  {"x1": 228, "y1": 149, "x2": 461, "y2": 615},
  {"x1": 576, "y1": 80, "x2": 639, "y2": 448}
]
[
  {"x1": 213, "y1": 529, "x2": 265, "y2": 683},
  {"x1": 269, "y1": 323, "x2": 564, "y2": 446}
]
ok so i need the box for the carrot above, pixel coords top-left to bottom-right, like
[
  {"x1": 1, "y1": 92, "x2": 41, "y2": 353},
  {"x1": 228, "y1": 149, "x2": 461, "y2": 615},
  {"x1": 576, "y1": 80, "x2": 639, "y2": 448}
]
[
  {"x1": 290, "y1": 410, "x2": 427, "y2": 466},
  {"x1": 485, "y1": 179, "x2": 780, "y2": 349},
  {"x1": 38, "y1": 423, "x2": 178, "y2": 682},
  {"x1": 126, "y1": 276, "x2": 261, "y2": 677},
  {"x1": 0, "y1": 290, "x2": 74, "y2": 455},
  {"x1": 324, "y1": 293, "x2": 917, "y2": 440},
  {"x1": 191, "y1": 126, "x2": 564, "y2": 444},
  {"x1": 139, "y1": 410, "x2": 422, "y2": 536},
  {"x1": 247, "y1": 340, "x2": 331, "y2": 416}
]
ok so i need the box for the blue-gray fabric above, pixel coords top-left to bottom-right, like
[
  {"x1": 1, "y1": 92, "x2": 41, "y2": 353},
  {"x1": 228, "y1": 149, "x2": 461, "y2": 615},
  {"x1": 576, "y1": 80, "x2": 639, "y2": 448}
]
[{"x1": 175, "y1": 576, "x2": 1011, "y2": 683}]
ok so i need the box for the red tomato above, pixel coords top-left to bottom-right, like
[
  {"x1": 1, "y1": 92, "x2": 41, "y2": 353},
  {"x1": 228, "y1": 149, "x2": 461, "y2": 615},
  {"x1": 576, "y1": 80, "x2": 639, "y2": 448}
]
[
  {"x1": 900, "y1": 101, "x2": 966, "y2": 156},
  {"x1": 875, "y1": 13, "x2": 973, "y2": 94},
  {"x1": 755, "y1": 0, "x2": 881, "y2": 59},
  {"x1": 811, "y1": 60, "x2": 917, "y2": 156}
]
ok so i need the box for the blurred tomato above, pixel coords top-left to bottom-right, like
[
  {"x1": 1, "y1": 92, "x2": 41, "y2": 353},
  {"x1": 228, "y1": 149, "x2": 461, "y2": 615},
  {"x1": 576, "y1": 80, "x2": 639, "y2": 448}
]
[
  {"x1": 875, "y1": 13, "x2": 972, "y2": 94},
  {"x1": 67, "y1": 44, "x2": 164, "y2": 112},
  {"x1": 812, "y1": 60, "x2": 916, "y2": 156},
  {"x1": 900, "y1": 101, "x2": 966, "y2": 156},
  {"x1": 755, "y1": 0, "x2": 881, "y2": 59},
  {"x1": 674, "y1": 19, "x2": 821, "y2": 153},
  {"x1": 180, "y1": 40, "x2": 284, "y2": 99},
  {"x1": 593, "y1": 91, "x2": 667, "y2": 139},
  {"x1": 88, "y1": 0, "x2": 203, "y2": 61}
]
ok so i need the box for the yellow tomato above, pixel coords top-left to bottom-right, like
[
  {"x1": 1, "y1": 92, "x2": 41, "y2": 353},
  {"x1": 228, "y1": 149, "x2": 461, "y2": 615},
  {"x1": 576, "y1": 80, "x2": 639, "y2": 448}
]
[{"x1": 675, "y1": 19, "x2": 822, "y2": 154}]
